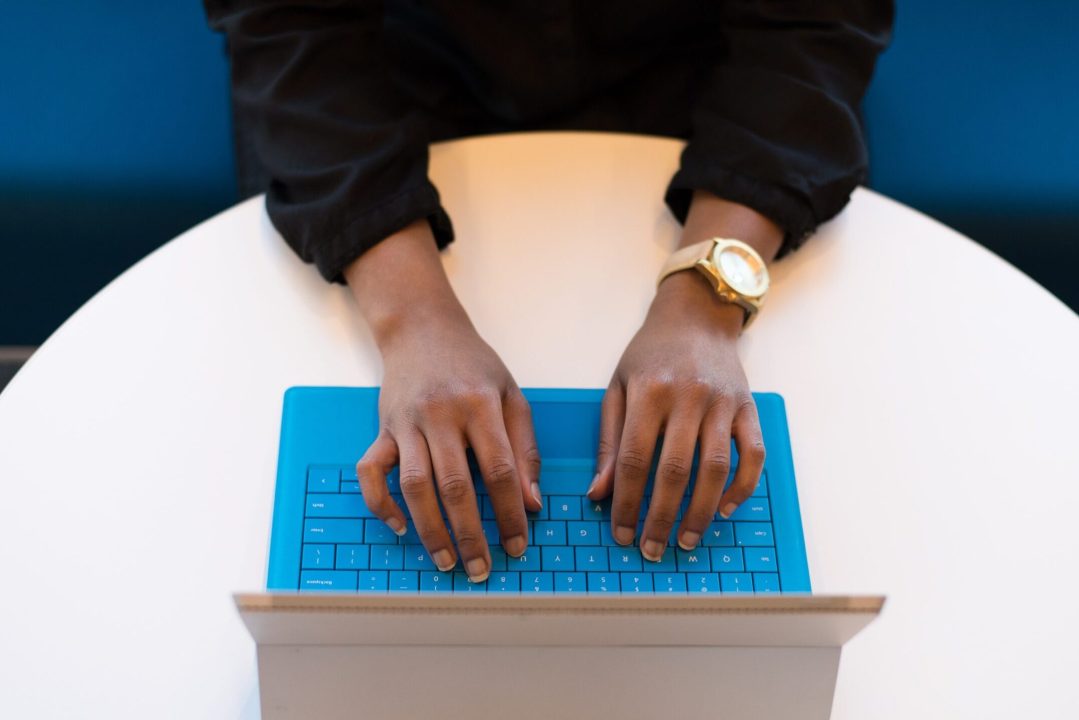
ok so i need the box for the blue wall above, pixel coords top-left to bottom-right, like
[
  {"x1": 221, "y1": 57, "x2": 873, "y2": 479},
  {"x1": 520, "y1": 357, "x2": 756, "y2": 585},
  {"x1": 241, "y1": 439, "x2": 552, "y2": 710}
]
[
  {"x1": 864, "y1": 1, "x2": 1078, "y2": 307},
  {"x1": 0, "y1": 2, "x2": 236, "y2": 344},
  {"x1": 1, "y1": 1, "x2": 1075, "y2": 345}
]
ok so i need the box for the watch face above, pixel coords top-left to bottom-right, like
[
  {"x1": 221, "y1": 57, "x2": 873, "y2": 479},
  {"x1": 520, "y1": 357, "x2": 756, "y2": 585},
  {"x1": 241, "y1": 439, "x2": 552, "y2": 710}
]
[{"x1": 715, "y1": 244, "x2": 767, "y2": 297}]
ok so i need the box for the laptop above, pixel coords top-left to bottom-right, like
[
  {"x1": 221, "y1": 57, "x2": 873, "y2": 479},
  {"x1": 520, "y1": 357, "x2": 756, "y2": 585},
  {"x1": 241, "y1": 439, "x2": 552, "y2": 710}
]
[{"x1": 236, "y1": 386, "x2": 883, "y2": 719}]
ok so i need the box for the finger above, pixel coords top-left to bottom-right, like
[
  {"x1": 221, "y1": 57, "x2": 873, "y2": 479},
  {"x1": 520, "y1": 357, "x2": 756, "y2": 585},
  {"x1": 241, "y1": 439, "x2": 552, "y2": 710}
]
[
  {"x1": 355, "y1": 432, "x2": 408, "y2": 536},
  {"x1": 589, "y1": 379, "x2": 626, "y2": 500},
  {"x1": 677, "y1": 404, "x2": 734, "y2": 550},
  {"x1": 467, "y1": 403, "x2": 529, "y2": 557},
  {"x1": 394, "y1": 430, "x2": 457, "y2": 572},
  {"x1": 503, "y1": 390, "x2": 543, "y2": 512},
  {"x1": 640, "y1": 411, "x2": 703, "y2": 561},
  {"x1": 609, "y1": 384, "x2": 663, "y2": 546},
  {"x1": 720, "y1": 400, "x2": 766, "y2": 518},
  {"x1": 428, "y1": 429, "x2": 491, "y2": 581}
]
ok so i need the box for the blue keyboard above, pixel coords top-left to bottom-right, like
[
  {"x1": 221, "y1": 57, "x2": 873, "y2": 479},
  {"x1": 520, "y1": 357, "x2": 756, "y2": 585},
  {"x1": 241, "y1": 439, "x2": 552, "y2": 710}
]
[{"x1": 269, "y1": 388, "x2": 811, "y2": 595}]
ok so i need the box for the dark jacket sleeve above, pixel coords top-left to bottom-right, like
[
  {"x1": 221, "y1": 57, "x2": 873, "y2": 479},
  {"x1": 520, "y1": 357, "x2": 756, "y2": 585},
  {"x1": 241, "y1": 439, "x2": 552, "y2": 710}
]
[
  {"x1": 205, "y1": 0, "x2": 453, "y2": 282},
  {"x1": 666, "y1": 1, "x2": 893, "y2": 254}
]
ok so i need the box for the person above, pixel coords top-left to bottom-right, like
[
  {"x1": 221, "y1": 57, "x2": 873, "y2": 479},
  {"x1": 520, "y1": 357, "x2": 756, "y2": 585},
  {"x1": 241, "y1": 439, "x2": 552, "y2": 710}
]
[{"x1": 205, "y1": 1, "x2": 893, "y2": 583}]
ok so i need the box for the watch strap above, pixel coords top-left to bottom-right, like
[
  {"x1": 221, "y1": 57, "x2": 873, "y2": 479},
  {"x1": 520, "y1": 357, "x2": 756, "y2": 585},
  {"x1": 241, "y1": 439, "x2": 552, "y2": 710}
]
[{"x1": 656, "y1": 239, "x2": 715, "y2": 287}]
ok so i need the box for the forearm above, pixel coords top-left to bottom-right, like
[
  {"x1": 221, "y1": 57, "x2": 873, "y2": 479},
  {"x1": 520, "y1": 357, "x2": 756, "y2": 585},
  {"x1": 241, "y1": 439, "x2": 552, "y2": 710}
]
[{"x1": 343, "y1": 220, "x2": 472, "y2": 349}]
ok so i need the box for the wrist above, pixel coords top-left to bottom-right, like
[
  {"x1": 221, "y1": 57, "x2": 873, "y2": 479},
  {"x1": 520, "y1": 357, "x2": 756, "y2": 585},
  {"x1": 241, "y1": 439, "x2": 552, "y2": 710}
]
[
  {"x1": 651, "y1": 270, "x2": 744, "y2": 338},
  {"x1": 344, "y1": 220, "x2": 474, "y2": 350}
]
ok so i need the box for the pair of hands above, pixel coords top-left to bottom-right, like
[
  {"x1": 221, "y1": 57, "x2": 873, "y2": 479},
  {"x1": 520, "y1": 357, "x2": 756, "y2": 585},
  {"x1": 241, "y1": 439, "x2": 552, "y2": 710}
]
[{"x1": 347, "y1": 193, "x2": 781, "y2": 582}]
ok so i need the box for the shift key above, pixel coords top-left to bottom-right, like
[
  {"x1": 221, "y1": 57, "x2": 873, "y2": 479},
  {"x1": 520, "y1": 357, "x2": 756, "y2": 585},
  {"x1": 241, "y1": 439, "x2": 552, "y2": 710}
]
[
  {"x1": 306, "y1": 494, "x2": 372, "y2": 518},
  {"x1": 734, "y1": 522, "x2": 773, "y2": 546}
]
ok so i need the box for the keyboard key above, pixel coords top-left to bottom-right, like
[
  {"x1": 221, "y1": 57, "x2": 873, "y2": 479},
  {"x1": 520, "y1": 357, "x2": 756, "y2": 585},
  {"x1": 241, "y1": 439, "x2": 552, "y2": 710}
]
[
  {"x1": 567, "y1": 521, "x2": 600, "y2": 545},
  {"x1": 654, "y1": 573, "x2": 687, "y2": 593},
  {"x1": 587, "y1": 572, "x2": 619, "y2": 593},
  {"x1": 710, "y1": 548, "x2": 744, "y2": 572},
  {"x1": 720, "y1": 572, "x2": 754, "y2": 593},
  {"x1": 541, "y1": 546, "x2": 575, "y2": 571},
  {"x1": 620, "y1": 573, "x2": 653, "y2": 593},
  {"x1": 534, "y1": 521, "x2": 567, "y2": 545},
  {"x1": 538, "y1": 465, "x2": 593, "y2": 494},
  {"x1": 753, "y1": 573, "x2": 780, "y2": 593},
  {"x1": 388, "y1": 571, "x2": 418, "y2": 592},
  {"x1": 730, "y1": 499, "x2": 771, "y2": 522},
  {"x1": 582, "y1": 497, "x2": 607, "y2": 520},
  {"x1": 453, "y1": 572, "x2": 487, "y2": 593},
  {"x1": 304, "y1": 518, "x2": 363, "y2": 544},
  {"x1": 528, "y1": 499, "x2": 549, "y2": 520},
  {"x1": 403, "y1": 545, "x2": 437, "y2": 571},
  {"x1": 599, "y1": 522, "x2": 618, "y2": 546},
  {"x1": 735, "y1": 522, "x2": 773, "y2": 547},
  {"x1": 554, "y1": 572, "x2": 587, "y2": 593},
  {"x1": 336, "y1": 544, "x2": 368, "y2": 570},
  {"x1": 752, "y1": 474, "x2": 768, "y2": 497},
  {"x1": 341, "y1": 465, "x2": 358, "y2": 482},
  {"x1": 307, "y1": 467, "x2": 339, "y2": 493},
  {"x1": 575, "y1": 546, "x2": 609, "y2": 572},
  {"x1": 340, "y1": 481, "x2": 361, "y2": 493},
  {"x1": 701, "y1": 521, "x2": 734, "y2": 546},
  {"x1": 306, "y1": 494, "x2": 367, "y2": 518},
  {"x1": 385, "y1": 468, "x2": 401, "y2": 494},
  {"x1": 401, "y1": 523, "x2": 421, "y2": 545},
  {"x1": 648, "y1": 546, "x2": 678, "y2": 572},
  {"x1": 364, "y1": 519, "x2": 400, "y2": 544},
  {"x1": 370, "y1": 545, "x2": 404, "y2": 570},
  {"x1": 300, "y1": 570, "x2": 357, "y2": 591},
  {"x1": 687, "y1": 573, "x2": 721, "y2": 593},
  {"x1": 608, "y1": 546, "x2": 643, "y2": 571},
  {"x1": 490, "y1": 572, "x2": 520, "y2": 593},
  {"x1": 550, "y1": 496, "x2": 581, "y2": 520},
  {"x1": 507, "y1": 551, "x2": 541, "y2": 571},
  {"x1": 676, "y1": 546, "x2": 710, "y2": 571},
  {"x1": 301, "y1": 544, "x2": 335, "y2": 569},
  {"x1": 420, "y1": 571, "x2": 452, "y2": 592},
  {"x1": 481, "y1": 521, "x2": 500, "y2": 545},
  {"x1": 357, "y1": 571, "x2": 388, "y2": 591},
  {"x1": 744, "y1": 548, "x2": 777, "y2": 573},
  {"x1": 481, "y1": 496, "x2": 496, "y2": 520},
  {"x1": 488, "y1": 546, "x2": 509, "y2": 572},
  {"x1": 522, "y1": 572, "x2": 553, "y2": 592}
]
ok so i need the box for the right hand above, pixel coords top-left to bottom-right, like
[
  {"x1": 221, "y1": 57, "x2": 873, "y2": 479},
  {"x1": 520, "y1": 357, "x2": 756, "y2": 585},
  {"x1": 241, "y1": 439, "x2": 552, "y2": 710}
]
[{"x1": 345, "y1": 221, "x2": 542, "y2": 583}]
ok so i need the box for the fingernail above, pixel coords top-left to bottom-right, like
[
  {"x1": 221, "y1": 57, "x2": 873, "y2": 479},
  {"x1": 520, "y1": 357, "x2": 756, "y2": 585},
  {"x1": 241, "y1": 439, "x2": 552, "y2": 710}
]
[
  {"x1": 531, "y1": 482, "x2": 542, "y2": 505},
  {"x1": 586, "y1": 473, "x2": 599, "y2": 495},
  {"x1": 466, "y1": 557, "x2": 490, "y2": 582},
  {"x1": 387, "y1": 517, "x2": 406, "y2": 536},
  {"x1": 614, "y1": 525, "x2": 635, "y2": 546},
  {"x1": 432, "y1": 549, "x2": 456, "y2": 571},
  {"x1": 504, "y1": 534, "x2": 527, "y2": 557},
  {"x1": 720, "y1": 503, "x2": 737, "y2": 519},
  {"x1": 642, "y1": 538, "x2": 665, "y2": 561},
  {"x1": 678, "y1": 531, "x2": 701, "y2": 550}
]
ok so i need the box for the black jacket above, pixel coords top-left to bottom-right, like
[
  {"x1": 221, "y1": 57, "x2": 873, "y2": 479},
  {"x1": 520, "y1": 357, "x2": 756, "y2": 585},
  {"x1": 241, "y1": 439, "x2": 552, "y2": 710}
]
[{"x1": 206, "y1": 1, "x2": 893, "y2": 281}]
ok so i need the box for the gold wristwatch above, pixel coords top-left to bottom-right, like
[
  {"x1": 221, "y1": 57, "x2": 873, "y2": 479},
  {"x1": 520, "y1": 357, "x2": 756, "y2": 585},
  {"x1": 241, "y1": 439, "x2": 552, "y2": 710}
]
[{"x1": 656, "y1": 237, "x2": 770, "y2": 328}]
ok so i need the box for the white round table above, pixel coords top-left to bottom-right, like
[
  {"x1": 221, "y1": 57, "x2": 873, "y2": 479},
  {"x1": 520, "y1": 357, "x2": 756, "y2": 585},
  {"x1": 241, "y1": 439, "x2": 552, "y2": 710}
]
[{"x1": 1, "y1": 133, "x2": 1077, "y2": 718}]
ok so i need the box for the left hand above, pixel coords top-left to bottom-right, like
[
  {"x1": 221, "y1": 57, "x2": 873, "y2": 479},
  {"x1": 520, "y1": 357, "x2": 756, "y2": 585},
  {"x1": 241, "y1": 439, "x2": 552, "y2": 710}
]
[{"x1": 587, "y1": 269, "x2": 766, "y2": 561}]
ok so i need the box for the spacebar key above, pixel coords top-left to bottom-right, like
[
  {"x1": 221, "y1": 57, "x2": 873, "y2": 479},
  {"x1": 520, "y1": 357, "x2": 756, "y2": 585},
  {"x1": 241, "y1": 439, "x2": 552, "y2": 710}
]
[{"x1": 538, "y1": 464, "x2": 594, "y2": 494}]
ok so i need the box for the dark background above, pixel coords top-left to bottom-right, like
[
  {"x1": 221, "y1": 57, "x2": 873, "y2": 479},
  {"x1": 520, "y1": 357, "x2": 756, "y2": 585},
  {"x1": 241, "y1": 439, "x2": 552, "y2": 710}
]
[{"x1": 1, "y1": 0, "x2": 1076, "y2": 348}]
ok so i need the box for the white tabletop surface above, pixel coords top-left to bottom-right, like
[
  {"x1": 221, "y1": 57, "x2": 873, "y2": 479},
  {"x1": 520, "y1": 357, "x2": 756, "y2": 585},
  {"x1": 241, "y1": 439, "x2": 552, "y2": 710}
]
[{"x1": 1, "y1": 133, "x2": 1077, "y2": 718}]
